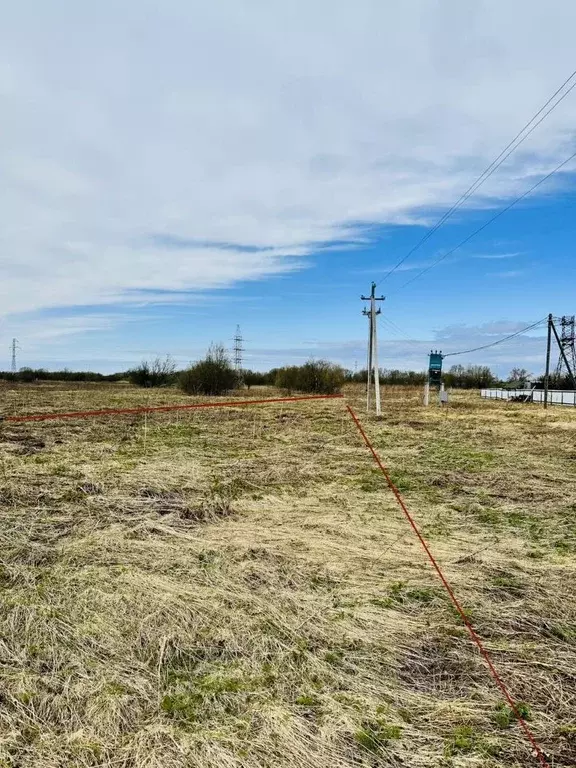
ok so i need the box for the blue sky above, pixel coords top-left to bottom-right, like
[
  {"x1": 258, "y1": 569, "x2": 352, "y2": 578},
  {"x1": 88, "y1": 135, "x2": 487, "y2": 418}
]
[{"x1": 1, "y1": 1, "x2": 575, "y2": 378}]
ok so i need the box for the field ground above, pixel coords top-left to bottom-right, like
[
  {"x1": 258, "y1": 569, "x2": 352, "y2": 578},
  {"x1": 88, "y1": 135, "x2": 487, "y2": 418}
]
[{"x1": 0, "y1": 382, "x2": 575, "y2": 767}]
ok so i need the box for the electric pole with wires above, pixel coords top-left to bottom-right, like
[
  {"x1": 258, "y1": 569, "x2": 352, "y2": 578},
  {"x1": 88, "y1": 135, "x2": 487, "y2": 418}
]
[{"x1": 361, "y1": 282, "x2": 385, "y2": 416}]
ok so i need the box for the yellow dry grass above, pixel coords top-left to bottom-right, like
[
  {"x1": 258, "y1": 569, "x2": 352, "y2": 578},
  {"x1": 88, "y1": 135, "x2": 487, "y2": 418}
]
[{"x1": 0, "y1": 382, "x2": 575, "y2": 767}]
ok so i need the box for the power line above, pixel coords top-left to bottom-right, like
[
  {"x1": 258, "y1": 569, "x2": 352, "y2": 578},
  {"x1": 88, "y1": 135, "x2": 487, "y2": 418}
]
[
  {"x1": 380, "y1": 316, "x2": 422, "y2": 347},
  {"x1": 443, "y1": 317, "x2": 547, "y2": 358},
  {"x1": 394, "y1": 147, "x2": 576, "y2": 294},
  {"x1": 378, "y1": 67, "x2": 576, "y2": 286}
]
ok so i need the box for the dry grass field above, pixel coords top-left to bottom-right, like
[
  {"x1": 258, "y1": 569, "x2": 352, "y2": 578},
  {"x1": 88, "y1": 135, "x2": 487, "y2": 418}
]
[{"x1": 0, "y1": 382, "x2": 575, "y2": 767}]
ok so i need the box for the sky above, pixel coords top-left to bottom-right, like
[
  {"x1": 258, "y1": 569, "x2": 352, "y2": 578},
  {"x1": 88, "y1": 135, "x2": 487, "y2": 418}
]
[{"x1": 1, "y1": 0, "x2": 575, "y2": 377}]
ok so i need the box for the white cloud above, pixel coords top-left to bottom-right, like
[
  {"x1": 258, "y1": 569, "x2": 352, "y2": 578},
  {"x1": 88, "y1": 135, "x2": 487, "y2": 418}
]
[
  {"x1": 238, "y1": 316, "x2": 549, "y2": 377},
  {"x1": 436, "y1": 319, "x2": 543, "y2": 341},
  {"x1": 362, "y1": 250, "x2": 522, "y2": 276},
  {"x1": 488, "y1": 269, "x2": 526, "y2": 278},
  {"x1": 1, "y1": 0, "x2": 576, "y2": 331},
  {"x1": 471, "y1": 252, "x2": 521, "y2": 260}
]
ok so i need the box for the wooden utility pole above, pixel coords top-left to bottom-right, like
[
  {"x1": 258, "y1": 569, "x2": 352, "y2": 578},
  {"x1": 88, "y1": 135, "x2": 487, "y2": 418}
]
[
  {"x1": 366, "y1": 309, "x2": 373, "y2": 413},
  {"x1": 372, "y1": 295, "x2": 382, "y2": 415},
  {"x1": 361, "y1": 282, "x2": 385, "y2": 416},
  {"x1": 543, "y1": 314, "x2": 553, "y2": 409}
]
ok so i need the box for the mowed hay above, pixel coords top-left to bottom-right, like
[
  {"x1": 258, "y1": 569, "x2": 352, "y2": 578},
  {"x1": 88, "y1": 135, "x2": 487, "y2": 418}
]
[{"x1": 0, "y1": 383, "x2": 575, "y2": 767}]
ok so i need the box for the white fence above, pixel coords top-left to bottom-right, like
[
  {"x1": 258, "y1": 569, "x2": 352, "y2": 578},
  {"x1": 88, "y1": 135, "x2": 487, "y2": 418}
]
[{"x1": 481, "y1": 388, "x2": 576, "y2": 407}]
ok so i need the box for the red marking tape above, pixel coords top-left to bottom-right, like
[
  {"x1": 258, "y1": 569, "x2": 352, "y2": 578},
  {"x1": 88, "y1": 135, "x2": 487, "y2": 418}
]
[
  {"x1": 346, "y1": 404, "x2": 550, "y2": 768},
  {"x1": 3, "y1": 393, "x2": 343, "y2": 424}
]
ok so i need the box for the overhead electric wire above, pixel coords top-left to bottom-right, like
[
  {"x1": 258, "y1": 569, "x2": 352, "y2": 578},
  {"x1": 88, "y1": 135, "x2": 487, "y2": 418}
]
[
  {"x1": 443, "y1": 317, "x2": 547, "y2": 358},
  {"x1": 393, "y1": 147, "x2": 576, "y2": 294},
  {"x1": 380, "y1": 315, "x2": 547, "y2": 361},
  {"x1": 380, "y1": 316, "x2": 422, "y2": 347},
  {"x1": 377, "y1": 66, "x2": 576, "y2": 286}
]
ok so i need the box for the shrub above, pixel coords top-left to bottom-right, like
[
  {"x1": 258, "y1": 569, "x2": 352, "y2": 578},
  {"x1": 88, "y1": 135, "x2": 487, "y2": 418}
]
[
  {"x1": 179, "y1": 344, "x2": 238, "y2": 396},
  {"x1": 300, "y1": 360, "x2": 345, "y2": 394},
  {"x1": 18, "y1": 367, "x2": 39, "y2": 383},
  {"x1": 275, "y1": 360, "x2": 345, "y2": 394},
  {"x1": 128, "y1": 356, "x2": 177, "y2": 388},
  {"x1": 348, "y1": 368, "x2": 426, "y2": 385},
  {"x1": 243, "y1": 369, "x2": 275, "y2": 388},
  {"x1": 275, "y1": 366, "x2": 301, "y2": 392}
]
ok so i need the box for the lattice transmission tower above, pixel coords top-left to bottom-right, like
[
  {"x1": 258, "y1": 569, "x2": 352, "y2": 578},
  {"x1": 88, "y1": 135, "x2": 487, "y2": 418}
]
[
  {"x1": 554, "y1": 315, "x2": 576, "y2": 379},
  {"x1": 233, "y1": 325, "x2": 244, "y2": 383},
  {"x1": 11, "y1": 338, "x2": 20, "y2": 373}
]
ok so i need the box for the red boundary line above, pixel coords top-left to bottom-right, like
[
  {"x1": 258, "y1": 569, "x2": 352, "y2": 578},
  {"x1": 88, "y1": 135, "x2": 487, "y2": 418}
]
[
  {"x1": 3, "y1": 394, "x2": 343, "y2": 424},
  {"x1": 346, "y1": 404, "x2": 550, "y2": 768},
  {"x1": 1, "y1": 391, "x2": 551, "y2": 764}
]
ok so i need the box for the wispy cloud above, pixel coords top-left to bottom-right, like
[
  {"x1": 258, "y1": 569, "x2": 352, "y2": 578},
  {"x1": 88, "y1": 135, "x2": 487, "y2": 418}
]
[
  {"x1": 471, "y1": 252, "x2": 521, "y2": 260},
  {"x1": 437, "y1": 319, "x2": 544, "y2": 341},
  {"x1": 358, "y1": 258, "x2": 453, "y2": 275},
  {"x1": 1, "y1": 1, "x2": 575, "y2": 348},
  {"x1": 359, "y1": 250, "x2": 521, "y2": 277},
  {"x1": 488, "y1": 270, "x2": 525, "y2": 278}
]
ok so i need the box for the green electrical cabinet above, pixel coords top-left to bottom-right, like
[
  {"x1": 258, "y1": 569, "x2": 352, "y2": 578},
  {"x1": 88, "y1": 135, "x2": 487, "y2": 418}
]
[{"x1": 428, "y1": 351, "x2": 443, "y2": 387}]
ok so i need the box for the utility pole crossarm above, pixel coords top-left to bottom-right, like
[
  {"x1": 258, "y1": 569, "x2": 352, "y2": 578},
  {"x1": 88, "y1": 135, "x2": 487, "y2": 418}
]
[{"x1": 361, "y1": 286, "x2": 385, "y2": 303}]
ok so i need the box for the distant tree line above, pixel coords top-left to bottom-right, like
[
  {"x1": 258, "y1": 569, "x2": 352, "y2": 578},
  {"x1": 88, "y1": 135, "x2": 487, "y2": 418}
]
[
  {"x1": 243, "y1": 370, "x2": 276, "y2": 387},
  {"x1": 347, "y1": 368, "x2": 427, "y2": 386},
  {"x1": 544, "y1": 372, "x2": 575, "y2": 389},
  {"x1": 1, "y1": 355, "x2": 573, "y2": 393},
  {"x1": 443, "y1": 364, "x2": 498, "y2": 389},
  {"x1": 0, "y1": 368, "x2": 126, "y2": 383},
  {"x1": 346, "y1": 365, "x2": 496, "y2": 388},
  {"x1": 344, "y1": 363, "x2": 574, "y2": 389}
]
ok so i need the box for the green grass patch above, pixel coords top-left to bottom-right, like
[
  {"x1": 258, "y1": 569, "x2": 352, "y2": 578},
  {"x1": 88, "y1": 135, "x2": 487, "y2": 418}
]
[
  {"x1": 387, "y1": 469, "x2": 415, "y2": 492},
  {"x1": 490, "y1": 572, "x2": 524, "y2": 597},
  {"x1": 161, "y1": 692, "x2": 200, "y2": 722},
  {"x1": 422, "y1": 440, "x2": 497, "y2": 473},
  {"x1": 354, "y1": 720, "x2": 402, "y2": 753},
  {"x1": 371, "y1": 581, "x2": 439, "y2": 610},
  {"x1": 444, "y1": 724, "x2": 501, "y2": 757},
  {"x1": 492, "y1": 702, "x2": 532, "y2": 729}
]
